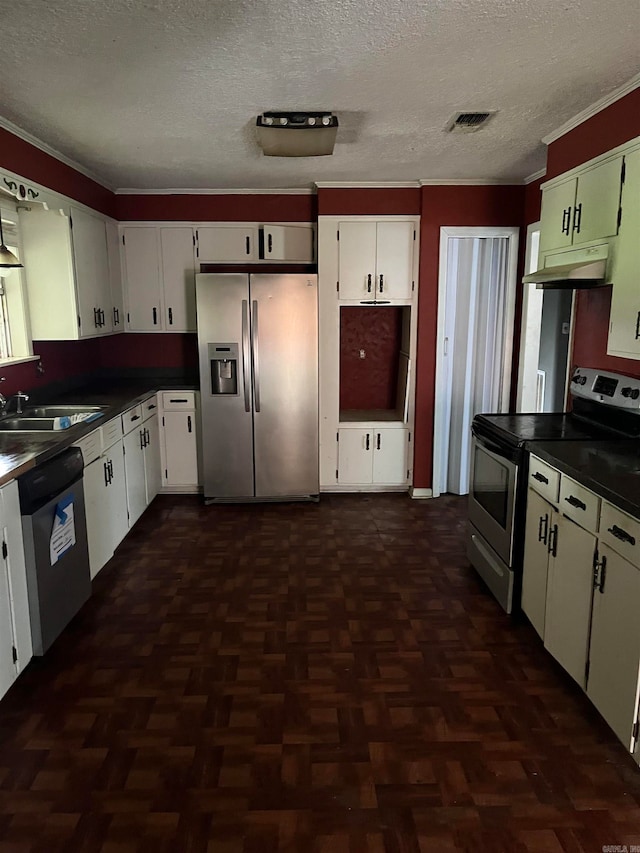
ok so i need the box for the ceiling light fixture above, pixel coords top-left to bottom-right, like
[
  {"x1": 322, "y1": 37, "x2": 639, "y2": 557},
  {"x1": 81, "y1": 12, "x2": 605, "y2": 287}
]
[
  {"x1": 0, "y1": 217, "x2": 22, "y2": 269},
  {"x1": 256, "y1": 111, "x2": 339, "y2": 157}
]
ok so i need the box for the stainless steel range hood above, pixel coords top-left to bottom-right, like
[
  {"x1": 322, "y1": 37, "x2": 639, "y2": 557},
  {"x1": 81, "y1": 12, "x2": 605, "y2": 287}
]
[{"x1": 523, "y1": 243, "x2": 610, "y2": 289}]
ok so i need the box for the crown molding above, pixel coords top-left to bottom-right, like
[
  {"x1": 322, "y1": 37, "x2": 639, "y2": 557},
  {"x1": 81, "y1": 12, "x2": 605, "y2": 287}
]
[
  {"x1": 114, "y1": 186, "x2": 315, "y2": 195},
  {"x1": 314, "y1": 181, "x2": 420, "y2": 189},
  {"x1": 542, "y1": 72, "x2": 640, "y2": 145},
  {"x1": 419, "y1": 178, "x2": 521, "y2": 186},
  {"x1": 524, "y1": 168, "x2": 546, "y2": 185},
  {"x1": 0, "y1": 114, "x2": 114, "y2": 191}
]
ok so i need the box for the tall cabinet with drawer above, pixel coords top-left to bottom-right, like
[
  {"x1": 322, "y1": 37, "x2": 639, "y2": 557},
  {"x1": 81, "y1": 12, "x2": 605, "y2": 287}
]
[
  {"x1": 318, "y1": 215, "x2": 419, "y2": 492},
  {"x1": 522, "y1": 454, "x2": 640, "y2": 761},
  {"x1": 159, "y1": 391, "x2": 200, "y2": 493}
]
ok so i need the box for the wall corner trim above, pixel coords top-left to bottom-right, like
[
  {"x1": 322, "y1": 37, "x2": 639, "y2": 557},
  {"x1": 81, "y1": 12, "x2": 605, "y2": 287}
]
[
  {"x1": 418, "y1": 178, "x2": 526, "y2": 186},
  {"x1": 524, "y1": 168, "x2": 546, "y2": 184},
  {"x1": 541, "y1": 72, "x2": 640, "y2": 145},
  {"x1": 115, "y1": 187, "x2": 315, "y2": 195},
  {"x1": 315, "y1": 181, "x2": 420, "y2": 189}
]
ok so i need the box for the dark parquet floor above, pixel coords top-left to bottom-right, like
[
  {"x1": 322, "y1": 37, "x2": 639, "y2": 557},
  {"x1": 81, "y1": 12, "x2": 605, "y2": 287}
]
[{"x1": 1, "y1": 493, "x2": 640, "y2": 853}]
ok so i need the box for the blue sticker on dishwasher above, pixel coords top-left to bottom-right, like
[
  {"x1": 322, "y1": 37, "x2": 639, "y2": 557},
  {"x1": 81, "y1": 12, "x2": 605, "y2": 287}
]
[{"x1": 50, "y1": 493, "x2": 76, "y2": 565}]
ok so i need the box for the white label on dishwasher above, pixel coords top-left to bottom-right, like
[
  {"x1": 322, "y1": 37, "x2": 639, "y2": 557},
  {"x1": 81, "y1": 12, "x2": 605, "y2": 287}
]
[{"x1": 50, "y1": 494, "x2": 76, "y2": 565}]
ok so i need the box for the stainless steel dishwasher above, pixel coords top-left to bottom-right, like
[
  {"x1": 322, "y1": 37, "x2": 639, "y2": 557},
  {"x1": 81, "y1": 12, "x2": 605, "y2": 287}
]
[{"x1": 18, "y1": 447, "x2": 91, "y2": 656}]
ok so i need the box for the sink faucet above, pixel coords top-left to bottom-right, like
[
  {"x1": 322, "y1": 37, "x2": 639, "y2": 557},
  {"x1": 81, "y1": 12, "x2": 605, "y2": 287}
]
[{"x1": 9, "y1": 391, "x2": 29, "y2": 414}]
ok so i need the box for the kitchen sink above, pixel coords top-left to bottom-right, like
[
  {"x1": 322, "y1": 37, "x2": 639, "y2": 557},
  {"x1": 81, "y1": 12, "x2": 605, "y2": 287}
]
[{"x1": 24, "y1": 405, "x2": 108, "y2": 418}]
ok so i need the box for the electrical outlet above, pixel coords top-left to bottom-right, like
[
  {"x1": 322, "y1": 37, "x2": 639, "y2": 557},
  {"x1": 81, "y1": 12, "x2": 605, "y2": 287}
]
[{"x1": 359, "y1": 349, "x2": 366, "y2": 359}]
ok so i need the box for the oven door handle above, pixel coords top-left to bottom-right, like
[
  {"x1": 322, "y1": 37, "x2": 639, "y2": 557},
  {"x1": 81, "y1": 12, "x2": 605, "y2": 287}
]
[{"x1": 471, "y1": 428, "x2": 515, "y2": 462}]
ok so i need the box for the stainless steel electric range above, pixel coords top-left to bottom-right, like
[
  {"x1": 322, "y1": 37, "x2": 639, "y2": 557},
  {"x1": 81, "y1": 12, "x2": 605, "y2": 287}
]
[{"x1": 467, "y1": 367, "x2": 640, "y2": 614}]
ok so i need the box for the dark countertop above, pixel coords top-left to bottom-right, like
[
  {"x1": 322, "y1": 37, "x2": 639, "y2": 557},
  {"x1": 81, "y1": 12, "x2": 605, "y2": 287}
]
[
  {"x1": 528, "y1": 440, "x2": 640, "y2": 519},
  {"x1": 0, "y1": 379, "x2": 198, "y2": 487}
]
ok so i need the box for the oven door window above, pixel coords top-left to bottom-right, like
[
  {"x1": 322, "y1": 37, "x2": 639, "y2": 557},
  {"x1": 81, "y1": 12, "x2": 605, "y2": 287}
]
[{"x1": 473, "y1": 444, "x2": 510, "y2": 530}]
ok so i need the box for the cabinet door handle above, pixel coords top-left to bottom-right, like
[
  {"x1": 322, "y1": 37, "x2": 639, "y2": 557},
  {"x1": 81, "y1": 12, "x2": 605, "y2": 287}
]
[
  {"x1": 108, "y1": 459, "x2": 113, "y2": 480},
  {"x1": 376, "y1": 433, "x2": 381, "y2": 450},
  {"x1": 152, "y1": 307, "x2": 158, "y2": 325},
  {"x1": 104, "y1": 461, "x2": 110, "y2": 487},
  {"x1": 635, "y1": 311, "x2": 640, "y2": 340},
  {"x1": 561, "y1": 207, "x2": 571, "y2": 235},
  {"x1": 594, "y1": 554, "x2": 607, "y2": 593},
  {"x1": 113, "y1": 306, "x2": 120, "y2": 326},
  {"x1": 572, "y1": 203, "x2": 582, "y2": 234},
  {"x1": 538, "y1": 513, "x2": 549, "y2": 544},
  {"x1": 379, "y1": 274, "x2": 384, "y2": 293},
  {"x1": 168, "y1": 307, "x2": 173, "y2": 325},
  {"x1": 94, "y1": 307, "x2": 99, "y2": 328},
  {"x1": 532, "y1": 471, "x2": 549, "y2": 485},
  {"x1": 245, "y1": 235, "x2": 251, "y2": 255},
  {"x1": 607, "y1": 524, "x2": 636, "y2": 546},
  {"x1": 140, "y1": 429, "x2": 145, "y2": 449},
  {"x1": 565, "y1": 494, "x2": 586, "y2": 511},
  {"x1": 365, "y1": 433, "x2": 370, "y2": 451},
  {"x1": 145, "y1": 428, "x2": 150, "y2": 447},
  {"x1": 267, "y1": 233, "x2": 273, "y2": 254},
  {"x1": 367, "y1": 274, "x2": 372, "y2": 293},
  {"x1": 548, "y1": 523, "x2": 558, "y2": 558},
  {"x1": 101, "y1": 308, "x2": 107, "y2": 327},
  {"x1": 187, "y1": 415, "x2": 192, "y2": 433}
]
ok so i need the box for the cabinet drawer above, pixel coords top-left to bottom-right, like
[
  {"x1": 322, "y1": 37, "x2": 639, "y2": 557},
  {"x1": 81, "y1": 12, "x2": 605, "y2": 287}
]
[
  {"x1": 122, "y1": 405, "x2": 143, "y2": 435},
  {"x1": 559, "y1": 474, "x2": 600, "y2": 533},
  {"x1": 528, "y1": 455, "x2": 560, "y2": 503},
  {"x1": 600, "y1": 502, "x2": 640, "y2": 568},
  {"x1": 142, "y1": 395, "x2": 159, "y2": 421},
  {"x1": 100, "y1": 417, "x2": 122, "y2": 450},
  {"x1": 161, "y1": 391, "x2": 195, "y2": 410},
  {"x1": 73, "y1": 429, "x2": 101, "y2": 466}
]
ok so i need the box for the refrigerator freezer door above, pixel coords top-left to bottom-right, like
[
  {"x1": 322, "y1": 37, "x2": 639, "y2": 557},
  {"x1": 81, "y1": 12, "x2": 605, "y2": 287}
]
[
  {"x1": 250, "y1": 274, "x2": 319, "y2": 498},
  {"x1": 196, "y1": 274, "x2": 254, "y2": 499}
]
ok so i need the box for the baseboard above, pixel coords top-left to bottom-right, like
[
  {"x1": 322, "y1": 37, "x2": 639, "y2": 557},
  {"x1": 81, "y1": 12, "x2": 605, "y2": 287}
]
[
  {"x1": 320, "y1": 485, "x2": 409, "y2": 494},
  {"x1": 410, "y1": 487, "x2": 433, "y2": 499},
  {"x1": 159, "y1": 486, "x2": 202, "y2": 495}
]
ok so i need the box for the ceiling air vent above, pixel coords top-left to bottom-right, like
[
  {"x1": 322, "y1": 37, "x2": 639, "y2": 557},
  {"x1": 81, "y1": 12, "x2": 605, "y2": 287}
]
[{"x1": 446, "y1": 111, "x2": 496, "y2": 133}]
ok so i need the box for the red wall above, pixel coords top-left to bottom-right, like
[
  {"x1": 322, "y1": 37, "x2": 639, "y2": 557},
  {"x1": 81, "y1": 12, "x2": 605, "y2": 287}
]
[
  {"x1": 98, "y1": 333, "x2": 198, "y2": 371},
  {"x1": 547, "y1": 88, "x2": 640, "y2": 382},
  {"x1": 0, "y1": 128, "x2": 114, "y2": 217},
  {"x1": 0, "y1": 339, "x2": 101, "y2": 397},
  {"x1": 546, "y1": 89, "x2": 640, "y2": 180},
  {"x1": 414, "y1": 185, "x2": 526, "y2": 490},
  {"x1": 339, "y1": 307, "x2": 403, "y2": 411},
  {"x1": 115, "y1": 193, "x2": 316, "y2": 222},
  {"x1": 318, "y1": 188, "x2": 421, "y2": 216}
]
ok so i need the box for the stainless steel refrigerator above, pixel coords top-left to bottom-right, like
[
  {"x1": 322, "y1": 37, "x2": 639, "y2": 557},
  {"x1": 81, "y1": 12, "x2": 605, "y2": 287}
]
[{"x1": 196, "y1": 273, "x2": 319, "y2": 502}]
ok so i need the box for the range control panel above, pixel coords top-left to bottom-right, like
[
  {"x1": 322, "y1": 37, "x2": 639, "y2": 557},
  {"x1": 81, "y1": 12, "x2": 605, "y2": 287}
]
[{"x1": 571, "y1": 368, "x2": 640, "y2": 409}]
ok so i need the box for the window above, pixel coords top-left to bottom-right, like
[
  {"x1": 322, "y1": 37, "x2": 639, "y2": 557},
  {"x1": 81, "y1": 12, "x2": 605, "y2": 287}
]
[{"x1": 0, "y1": 200, "x2": 33, "y2": 362}]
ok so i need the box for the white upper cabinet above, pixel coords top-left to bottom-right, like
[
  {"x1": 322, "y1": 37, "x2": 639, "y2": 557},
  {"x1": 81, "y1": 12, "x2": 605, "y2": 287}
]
[
  {"x1": 607, "y1": 147, "x2": 640, "y2": 359},
  {"x1": 19, "y1": 205, "x2": 113, "y2": 340},
  {"x1": 122, "y1": 227, "x2": 163, "y2": 331},
  {"x1": 262, "y1": 224, "x2": 314, "y2": 262},
  {"x1": 196, "y1": 225, "x2": 258, "y2": 262},
  {"x1": 106, "y1": 219, "x2": 125, "y2": 331},
  {"x1": 160, "y1": 227, "x2": 197, "y2": 332},
  {"x1": 539, "y1": 156, "x2": 624, "y2": 255},
  {"x1": 337, "y1": 220, "x2": 415, "y2": 302}
]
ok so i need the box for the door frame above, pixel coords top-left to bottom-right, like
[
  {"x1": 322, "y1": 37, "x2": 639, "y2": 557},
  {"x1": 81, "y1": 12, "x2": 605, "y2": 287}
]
[{"x1": 432, "y1": 226, "x2": 520, "y2": 499}]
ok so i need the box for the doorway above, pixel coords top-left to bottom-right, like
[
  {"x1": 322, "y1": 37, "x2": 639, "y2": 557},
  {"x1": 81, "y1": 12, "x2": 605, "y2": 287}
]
[
  {"x1": 516, "y1": 222, "x2": 574, "y2": 413},
  {"x1": 433, "y1": 227, "x2": 520, "y2": 498}
]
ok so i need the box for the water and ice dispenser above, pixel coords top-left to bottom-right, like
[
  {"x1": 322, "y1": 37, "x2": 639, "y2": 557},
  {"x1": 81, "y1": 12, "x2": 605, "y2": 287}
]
[{"x1": 209, "y1": 343, "x2": 239, "y2": 395}]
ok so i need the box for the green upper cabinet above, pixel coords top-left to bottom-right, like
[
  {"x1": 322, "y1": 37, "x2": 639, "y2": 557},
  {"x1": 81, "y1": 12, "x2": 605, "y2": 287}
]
[{"x1": 539, "y1": 155, "x2": 624, "y2": 255}]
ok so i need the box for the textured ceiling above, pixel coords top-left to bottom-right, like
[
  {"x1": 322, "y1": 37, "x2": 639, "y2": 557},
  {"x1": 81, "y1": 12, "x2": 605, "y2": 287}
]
[{"x1": 0, "y1": 0, "x2": 638, "y2": 190}]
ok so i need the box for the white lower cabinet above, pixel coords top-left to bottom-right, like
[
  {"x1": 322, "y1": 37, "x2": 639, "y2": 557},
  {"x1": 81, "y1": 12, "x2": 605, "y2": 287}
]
[
  {"x1": 159, "y1": 391, "x2": 199, "y2": 492},
  {"x1": 0, "y1": 480, "x2": 32, "y2": 701},
  {"x1": 521, "y1": 488, "x2": 552, "y2": 639},
  {"x1": 337, "y1": 427, "x2": 408, "y2": 487},
  {"x1": 143, "y1": 412, "x2": 161, "y2": 504},
  {"x1": 587, "y1": 543, "x2": 640, "y2": 751},
  {"x1": 123, "y1": 402, "x2": 162, "y2": 528},
  {"x1": 84, "y1": 439, "x2": 128, "y2": 579},
  {"x1": 123, "y1": 426, "x2": 148, "y2": 528}
]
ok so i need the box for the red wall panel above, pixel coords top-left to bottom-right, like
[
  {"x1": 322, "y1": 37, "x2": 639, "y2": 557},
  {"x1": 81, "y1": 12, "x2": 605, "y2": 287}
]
[
  {"x1": 0, "y1": 128, "x2": 114, "y2": 217},
  {"x1": 571, "y1": 287, "x2": 640, "y2": 380},
  {"x1": 524, "y1": 178, "x2": 543, "y2": 225},
  {"x1": 115, "y1": 193, "x2": 316, "y2": 222},
  {"x1": 413, "y1": 185, "x2": 526, "y2": 490},
  {"x1": 339, "y1": 307, "x2": 403, "y2": 411},
  {"x1": 318, "y1": 188, "x2": 421, "y2": 216},
  {"x1": 546, "y1": 89, "x2": 640, "y2": 180},
  {"x1": 98, "y1": 333, "x2": 198, "y2": 370},
  {"x1": 0, "y1": 339, "x2": 101, "y2": 397}
]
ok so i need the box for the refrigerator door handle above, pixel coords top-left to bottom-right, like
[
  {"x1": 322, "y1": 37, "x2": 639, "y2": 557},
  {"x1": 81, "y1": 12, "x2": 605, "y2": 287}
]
[
  {"x1": 252, "y1": 299, "x2": 261, "y2": 413},
  {"x1": 241, "y1": 299, "x2": 251, "y2": 413}
]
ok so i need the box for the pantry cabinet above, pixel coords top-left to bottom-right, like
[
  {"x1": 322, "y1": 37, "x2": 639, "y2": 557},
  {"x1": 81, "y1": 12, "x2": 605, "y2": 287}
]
[
  {"x1": 337, "y1": 427, "x2": 408, "y2": 487},
  {"x1": 539, "y1": 155, "x2": 623, "y2": 254},
  {"x1": 19, "y1": 205, "x2": 115, "y2": 340},
  {"x1": 607, "y1": 146, "x2": 640, "y2": 359},
  {"x1": 337, "y1": 220, "x2": 415, "y2": 301}
]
